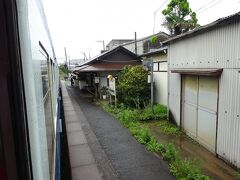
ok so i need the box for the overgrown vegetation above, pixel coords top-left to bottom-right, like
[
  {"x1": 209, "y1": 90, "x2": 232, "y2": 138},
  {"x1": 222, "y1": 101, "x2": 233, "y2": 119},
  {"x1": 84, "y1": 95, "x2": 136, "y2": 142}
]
[
  {"x1": 116, "y1": 65, "x2": 150, "y2": 108},
  {"x1": 99, "y1": 101, "x2": 210, "y2": 179},
  {"x1": 158, "y1": 120, "x2": 182, "y2": 136},
  {"x1": 170, "y1": 159, "x2": 209, "y2": 180}
]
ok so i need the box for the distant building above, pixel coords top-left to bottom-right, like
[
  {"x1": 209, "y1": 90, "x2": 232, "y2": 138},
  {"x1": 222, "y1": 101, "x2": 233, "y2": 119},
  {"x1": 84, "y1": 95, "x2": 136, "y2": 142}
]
[
  {"x1": 72, "y1": 46, "x2": 141, "y2": 96},
  {"x1": 122, "y1": 32, "x2": 169, "y2": 55},
  {"x1": 106, "y1": 39, "x2": 134, "y2": 50},
  {"x1": 68, "y1": 59, "x2": 85, "y2": 70}
]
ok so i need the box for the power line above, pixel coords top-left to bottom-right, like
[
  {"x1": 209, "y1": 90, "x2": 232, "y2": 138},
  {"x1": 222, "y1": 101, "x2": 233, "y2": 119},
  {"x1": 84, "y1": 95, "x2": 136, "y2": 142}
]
[
  {"x1": 153, "y1": 0, "x2": 169, "y2": 34},
  {"x1": 154, "y1": 0, "x2": 169, "y2": 14},
  {"x1": 194, "y1": 0, "x2": 219, "y2": 12},
  {"x1": 197, "y1": 0, "x2": 225, "y2": 14}
]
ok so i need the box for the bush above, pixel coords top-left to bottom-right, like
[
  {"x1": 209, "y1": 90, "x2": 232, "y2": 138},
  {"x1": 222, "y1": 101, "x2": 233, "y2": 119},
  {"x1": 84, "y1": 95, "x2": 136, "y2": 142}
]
[{"x1": 117, "y1": 65, "x2": 150, "y2": 108}]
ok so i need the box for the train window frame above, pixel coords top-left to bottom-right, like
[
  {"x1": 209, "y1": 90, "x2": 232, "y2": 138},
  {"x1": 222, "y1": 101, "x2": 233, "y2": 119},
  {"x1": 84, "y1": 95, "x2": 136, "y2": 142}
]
[{"x1": 39, "y1": 42, "x2": 55, "y2": 176}]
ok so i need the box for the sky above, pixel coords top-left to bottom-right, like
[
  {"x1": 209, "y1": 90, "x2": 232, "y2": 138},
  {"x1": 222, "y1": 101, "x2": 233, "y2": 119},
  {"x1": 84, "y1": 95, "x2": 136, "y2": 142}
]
[{"x1": 42, "y1": 0, "x2": 240, "y2": 63}]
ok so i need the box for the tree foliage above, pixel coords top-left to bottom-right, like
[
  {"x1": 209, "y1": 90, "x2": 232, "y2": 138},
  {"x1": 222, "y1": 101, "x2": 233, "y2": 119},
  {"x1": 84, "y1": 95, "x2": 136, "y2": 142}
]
[
  {"x1": 162, "y1": 0, "x2": 199, "y2": 35},
  {"x1": 59, "y1": 64, "x2": 69, "y2": 79},
  {"x1": 116, "y1": 65, "x2": 150, "y2": 108}
]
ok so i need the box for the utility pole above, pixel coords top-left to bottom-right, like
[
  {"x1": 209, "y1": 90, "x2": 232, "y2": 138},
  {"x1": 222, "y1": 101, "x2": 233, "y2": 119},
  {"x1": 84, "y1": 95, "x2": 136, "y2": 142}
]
[
  {"x1": 150, "y1": 59, "x2": 154, "y2": 113},
  {"x1": 134, "y1": 32, "x2": 137, "y2": 55},
  {"x1": 68, "y1": 56, "x2": 70, "y2": 69},
  {"x1": 64, "y1": 47, "x2": 68, "y2": 65}
]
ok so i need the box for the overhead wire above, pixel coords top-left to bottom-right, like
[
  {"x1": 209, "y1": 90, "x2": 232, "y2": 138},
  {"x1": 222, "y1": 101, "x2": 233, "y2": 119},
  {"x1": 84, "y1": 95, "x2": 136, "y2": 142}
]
[
  {"x1": 197, "y1": 0, "x2": 225, "y2": 14},
  {"x1": 153, "y1": 0, "x2": 169, "y2": 34},
  {"x1": 194, "y1": 0, "x2": 219, "y2": 12}
]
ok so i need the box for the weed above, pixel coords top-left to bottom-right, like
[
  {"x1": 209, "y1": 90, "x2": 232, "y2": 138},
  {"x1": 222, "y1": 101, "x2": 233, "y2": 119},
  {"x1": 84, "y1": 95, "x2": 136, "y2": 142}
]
[
  {"x1": 133, "y1": 128, "x2": 152, "y2": 145},
  {"x1": 162, "y1": 143, "x2": 179, "y2": 162},
  {"x1": 139, "y1": 105, "x2": 167, "y2": 121},
  {"x1": 146, "y1": 137, "x2": 165, "y2": 153},
  {"x1": 236, "y1": 171, "x2": 240, "y2": 180},
  {"x1": 170, "y1": 159, "x2": 210, "y2": 180},
  {"x1": 159, "y1": 121, "x2": 182, "y2": 136}
]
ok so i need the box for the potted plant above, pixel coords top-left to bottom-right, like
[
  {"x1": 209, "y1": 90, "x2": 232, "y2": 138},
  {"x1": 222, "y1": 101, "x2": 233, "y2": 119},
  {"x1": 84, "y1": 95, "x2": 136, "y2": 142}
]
[{"x1": 101, "y1": 86, "x2": 108, "y2": 100}]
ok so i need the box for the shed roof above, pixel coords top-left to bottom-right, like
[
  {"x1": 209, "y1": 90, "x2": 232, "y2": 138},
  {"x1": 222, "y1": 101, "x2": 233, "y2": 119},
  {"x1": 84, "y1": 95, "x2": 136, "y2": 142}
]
[
  {"x1": 163, "y1": 11, "x2": 240, "y2": 44},
  {"x1": 76, "y1": 46, "x2": 140, "y2": 67},
  {"x1": 73, "y1": 62, "x2": 140, "y2": 73},
  {"x1": 73, "y1": 46, "x2": 141, "y2": 74}
]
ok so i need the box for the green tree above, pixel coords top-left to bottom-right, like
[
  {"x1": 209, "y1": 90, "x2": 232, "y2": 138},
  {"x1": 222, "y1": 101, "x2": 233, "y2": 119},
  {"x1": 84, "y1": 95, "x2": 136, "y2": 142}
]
[
  {"x1": 116, "y1": 65, "x2": 150, "y2": 108},
  {"x1": 162, "y1": 0, "x2": 199, "y2": 35},
  {"x1": 59, "y1": 64, "x2": 69, "y2": 80}
]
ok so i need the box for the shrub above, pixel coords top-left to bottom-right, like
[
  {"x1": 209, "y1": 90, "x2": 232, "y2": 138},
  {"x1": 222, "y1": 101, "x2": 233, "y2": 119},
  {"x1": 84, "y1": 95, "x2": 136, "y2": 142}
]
[{"x1": 117, "y1": 65, "x2": 150, "y2": 108}]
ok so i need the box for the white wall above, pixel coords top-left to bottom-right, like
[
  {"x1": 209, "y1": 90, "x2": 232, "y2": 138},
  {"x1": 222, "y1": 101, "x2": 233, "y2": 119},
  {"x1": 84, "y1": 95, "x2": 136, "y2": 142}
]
[
  {"x1": 153, "y1": 72, "x2": 168, "y2": 105},
  {"x1": 168, "y1": 20, "x2": 240, "y2": 168},
  {"x1": 143, "y1": 53, "x2": 168, "y2": 106}
]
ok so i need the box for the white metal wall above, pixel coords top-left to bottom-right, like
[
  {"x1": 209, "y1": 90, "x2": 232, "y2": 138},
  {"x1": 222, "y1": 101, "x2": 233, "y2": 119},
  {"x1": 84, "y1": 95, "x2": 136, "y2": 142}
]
[
  {"x1": 217, "y1": 69, "x2": 240, "y2": 167},
  {"x1": 168, "y1": 21, "x2": 240, "y2": 167},
  {"x1": 168, "y1": 22, "x2": 240, "y2": 69},
  {"x1": 168, "y1": 72, "x2": 181, "y2": 125}
]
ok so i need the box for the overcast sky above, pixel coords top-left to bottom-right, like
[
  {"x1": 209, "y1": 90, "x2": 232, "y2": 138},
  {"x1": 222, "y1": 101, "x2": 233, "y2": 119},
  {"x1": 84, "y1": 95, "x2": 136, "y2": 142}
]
[{"x1": 42, "y1": 0, "x2": 240, "y2": 63}]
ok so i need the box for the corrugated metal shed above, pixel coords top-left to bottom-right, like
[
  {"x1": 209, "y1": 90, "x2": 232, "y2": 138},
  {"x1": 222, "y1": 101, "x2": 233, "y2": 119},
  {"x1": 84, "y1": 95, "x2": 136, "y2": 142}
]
[{"x1": 167, "y1": 12, "x2": 240, "y2": 168}]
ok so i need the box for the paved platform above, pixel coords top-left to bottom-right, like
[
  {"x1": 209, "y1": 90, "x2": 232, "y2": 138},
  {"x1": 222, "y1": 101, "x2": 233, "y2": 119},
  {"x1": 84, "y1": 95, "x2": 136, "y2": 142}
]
[{"x1": 61, "y1": 82, "x2": 104, "y2": 180}]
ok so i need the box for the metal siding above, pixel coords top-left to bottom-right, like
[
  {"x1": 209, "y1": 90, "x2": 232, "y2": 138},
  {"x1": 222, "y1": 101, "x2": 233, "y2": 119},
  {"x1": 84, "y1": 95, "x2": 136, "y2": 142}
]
[
  {"x1": 168, "y1": 20, "x2": 240, "y2": 167},
  {"x1": 169, "y1": 72, "x2": 181, "y2": 125},
  {"x1": 217, "y1": 69, "x2": 240, "y2": 167},
  {"x1": 169, "y1": 22, "x2": 240, "y2": 69}
]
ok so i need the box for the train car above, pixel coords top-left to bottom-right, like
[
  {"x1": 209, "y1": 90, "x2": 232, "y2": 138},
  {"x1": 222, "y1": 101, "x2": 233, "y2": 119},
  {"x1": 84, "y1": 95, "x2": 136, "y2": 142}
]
[{"x1": 0, "y1": 0, "x2": 63, "y2": 179}]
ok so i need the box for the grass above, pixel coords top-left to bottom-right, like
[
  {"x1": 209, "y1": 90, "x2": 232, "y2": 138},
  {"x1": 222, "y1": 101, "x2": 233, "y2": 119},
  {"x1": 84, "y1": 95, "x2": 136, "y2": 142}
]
[
  {"x1": 236, "y1": 171, "x2": 240, "y2": 180},
  {"x1": 158, "y1": 120, "x2": 182, "y2": 136},
  {"x1": 98, "y1": 101, "x2": 210, "y2": 180},
  {"x1": 170, "y1": 159, "x2": 210, "y2": 180}
]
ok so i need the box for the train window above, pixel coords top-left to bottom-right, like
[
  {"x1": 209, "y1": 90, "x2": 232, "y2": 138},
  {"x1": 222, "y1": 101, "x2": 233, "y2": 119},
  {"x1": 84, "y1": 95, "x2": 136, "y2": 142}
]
[
  {"x1": 40, "y1": 51, "x2": 49, "y2": 98},
  {"x1": 40, "y1": 49, "x2": 54, "y2": 176}
]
